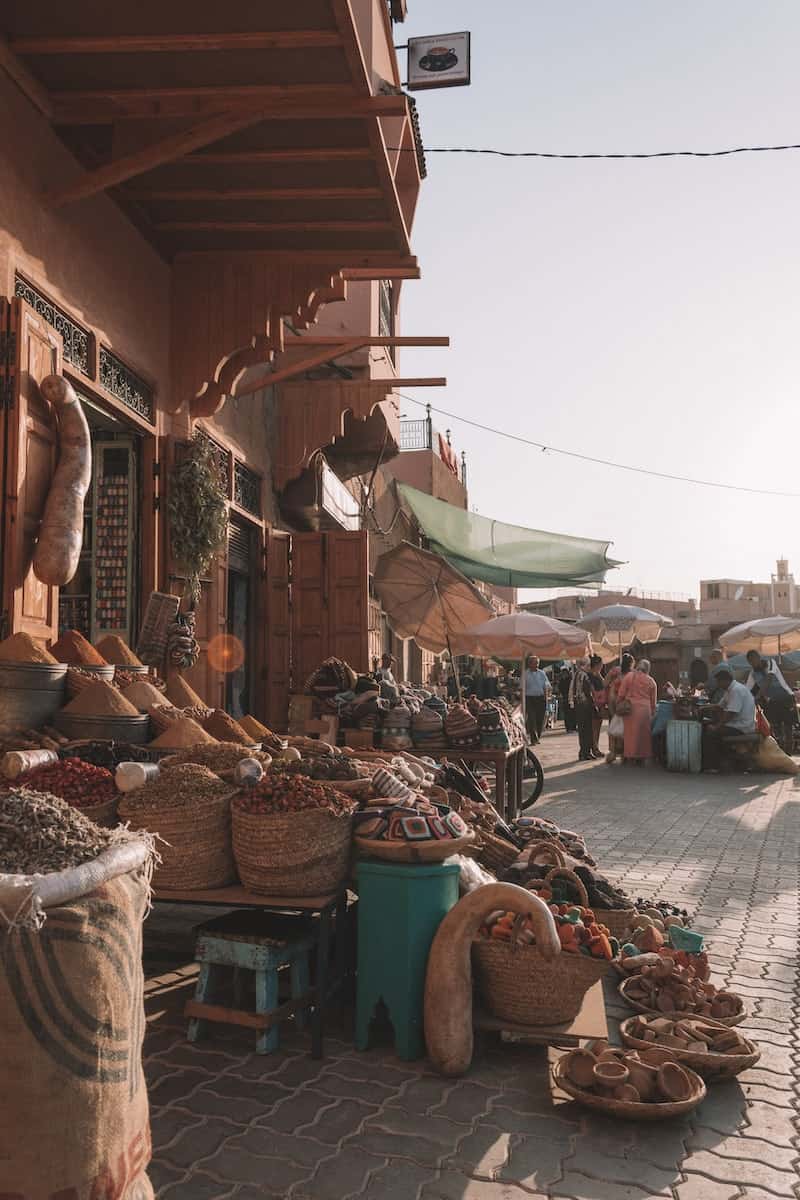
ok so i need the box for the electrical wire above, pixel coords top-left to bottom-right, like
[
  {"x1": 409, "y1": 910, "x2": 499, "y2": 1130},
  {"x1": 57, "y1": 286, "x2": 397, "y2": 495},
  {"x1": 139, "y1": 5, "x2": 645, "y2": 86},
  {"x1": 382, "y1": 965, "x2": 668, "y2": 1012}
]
[
  {"x1": 388, "y1": 142, "x2": 800, "y2": 160},
  {"x1": 395, "y1": 393, "x2": 800, "y2": 498}
]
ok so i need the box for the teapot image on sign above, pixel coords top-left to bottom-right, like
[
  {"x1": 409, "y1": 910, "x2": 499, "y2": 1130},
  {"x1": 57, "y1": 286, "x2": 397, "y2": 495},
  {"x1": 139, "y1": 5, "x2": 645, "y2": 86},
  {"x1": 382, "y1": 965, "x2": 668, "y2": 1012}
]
[{"x1": 419, "y1": 46, "x2": 459, "y2": 72}]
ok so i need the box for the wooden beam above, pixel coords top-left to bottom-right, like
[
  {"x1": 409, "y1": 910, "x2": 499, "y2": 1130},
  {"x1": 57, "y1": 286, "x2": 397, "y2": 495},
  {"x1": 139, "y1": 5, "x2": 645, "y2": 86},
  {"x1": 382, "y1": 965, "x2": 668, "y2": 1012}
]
[
  {"x1": 184, "y1": 147, "x2": 373, "y2": 165},
  {"x1": 375, "y1": 378, "x2": 446, "y2": 387},
  {"x1": 47, "y1": 108, "x2": 285, "y2": 208},
  {"x1": 235, "y1": 338, "x2": 368, "y2": 398},
  {"x1": 52, "y1": 87, "x2": 408, "y2": 124},
  {"x1": 284, "y1": 336, "x2": 449, "y2": 347},
  {"x1": 12, "y1": 31, "x2": 341, "y2": 54},
  {"x1": 0, "y1": 35, "x2": 52, "y2": 119},
  {"x1": 156, "y1": 220, "x2": 394, "y2": 233},
  {"x1": 174, "y1": 249, "x2": 419, "y2": 268},
  {"x1": 341, "y1": 266, "x2": 420, "y2": 280},
  {"x1": 140, "y1": 186, "x2": 383, "y2": 202}
]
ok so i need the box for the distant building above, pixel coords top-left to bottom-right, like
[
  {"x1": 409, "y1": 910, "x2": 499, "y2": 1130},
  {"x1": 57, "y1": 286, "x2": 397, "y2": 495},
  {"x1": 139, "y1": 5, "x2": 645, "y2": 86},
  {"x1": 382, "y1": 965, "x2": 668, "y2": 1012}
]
[
  {"x1": 700, "y1": 559, "x2": 798, "y2": 626},
  {"x1": 523, "y1": 589, "x2": 697, "y2": 624}
]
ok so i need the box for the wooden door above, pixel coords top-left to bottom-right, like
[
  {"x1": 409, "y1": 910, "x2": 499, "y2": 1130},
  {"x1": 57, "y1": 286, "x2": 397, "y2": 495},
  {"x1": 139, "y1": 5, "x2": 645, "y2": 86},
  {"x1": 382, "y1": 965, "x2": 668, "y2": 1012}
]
[
  {"x1": 290, "y1": 532, "x2": 326, "y2": 692},
  {"x1": 265, "y1": 529, "x2": 290, "y2": 730},
  {"x1": 0, "y1": 298, "x2": 62, "y2": 648},
  {"x1": 326, "y1": 529, "x2": 369, "y2": 673}
]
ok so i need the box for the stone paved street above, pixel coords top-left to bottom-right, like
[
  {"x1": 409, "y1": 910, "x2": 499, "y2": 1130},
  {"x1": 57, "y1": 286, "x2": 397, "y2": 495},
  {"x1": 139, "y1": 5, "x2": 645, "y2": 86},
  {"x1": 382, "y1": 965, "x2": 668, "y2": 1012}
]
[{"x1": 143, "y1": 730, "x2": 800, "y2": 1199}]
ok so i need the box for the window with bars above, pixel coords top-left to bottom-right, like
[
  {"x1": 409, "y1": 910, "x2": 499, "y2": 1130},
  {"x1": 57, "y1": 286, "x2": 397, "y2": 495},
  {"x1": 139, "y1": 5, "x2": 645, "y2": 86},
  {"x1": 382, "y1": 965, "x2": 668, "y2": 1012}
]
[
  {"x1": 233, "y1": 460, "x2": 261, "y2": 516},
  {"x1": 378, "y1": 279, "x2": 395, "y2": 365},
  {"x1": 14, "y1": 274, "x2": 92, "y2": 376},
  {"x1": 98, "y1": 349, "x2": 155, "y2": 424}
]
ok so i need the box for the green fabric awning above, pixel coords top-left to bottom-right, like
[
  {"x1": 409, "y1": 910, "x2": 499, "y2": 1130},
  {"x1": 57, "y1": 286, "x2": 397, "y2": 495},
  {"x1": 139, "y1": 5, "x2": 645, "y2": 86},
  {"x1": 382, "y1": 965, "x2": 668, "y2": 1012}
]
[{"x1": 398, "y1": 484, "x2": 622, "y2": 589}]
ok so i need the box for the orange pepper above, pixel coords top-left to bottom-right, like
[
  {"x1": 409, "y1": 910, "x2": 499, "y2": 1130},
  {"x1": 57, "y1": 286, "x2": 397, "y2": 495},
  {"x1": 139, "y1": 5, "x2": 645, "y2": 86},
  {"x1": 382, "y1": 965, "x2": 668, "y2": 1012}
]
[
  {"x1": 589, "y1": 933, "x2": 613, "y2": 960},
  {"x1": 491, "y1": 925, "x2": 511, "y2": 940},
  {"x1": 558, "y1": 924, "x2": 577, "y2": 948}
]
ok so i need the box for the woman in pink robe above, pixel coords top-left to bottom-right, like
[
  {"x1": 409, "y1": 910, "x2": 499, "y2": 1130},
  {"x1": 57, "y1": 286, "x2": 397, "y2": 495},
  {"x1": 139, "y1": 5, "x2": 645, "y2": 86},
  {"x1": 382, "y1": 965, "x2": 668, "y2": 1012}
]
[{"x1": 616, "y1": 659, "x2": 657, "y2": 763}]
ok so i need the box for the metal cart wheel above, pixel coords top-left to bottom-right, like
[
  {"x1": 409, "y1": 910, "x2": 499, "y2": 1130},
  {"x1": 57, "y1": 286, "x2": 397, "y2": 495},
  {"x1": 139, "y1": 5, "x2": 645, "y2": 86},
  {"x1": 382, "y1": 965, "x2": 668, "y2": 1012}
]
[{"x1": 523, "y1": 747, "x2": 544, "y2": 804}]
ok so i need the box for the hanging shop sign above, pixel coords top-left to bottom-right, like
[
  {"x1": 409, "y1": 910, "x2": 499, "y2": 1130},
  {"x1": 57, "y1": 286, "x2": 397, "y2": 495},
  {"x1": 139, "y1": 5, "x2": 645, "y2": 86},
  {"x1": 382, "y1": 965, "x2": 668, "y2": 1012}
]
[{"x1": 407, "y1": 31, "x2": 471, "y2": 91}]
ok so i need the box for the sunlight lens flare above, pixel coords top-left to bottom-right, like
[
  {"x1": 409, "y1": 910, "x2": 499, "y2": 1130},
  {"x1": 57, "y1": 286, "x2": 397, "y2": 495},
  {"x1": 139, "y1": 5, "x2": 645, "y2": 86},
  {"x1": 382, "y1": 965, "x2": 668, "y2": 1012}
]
[{"x1": 207, "y1": 633, "x2": 245, "y2": 674}]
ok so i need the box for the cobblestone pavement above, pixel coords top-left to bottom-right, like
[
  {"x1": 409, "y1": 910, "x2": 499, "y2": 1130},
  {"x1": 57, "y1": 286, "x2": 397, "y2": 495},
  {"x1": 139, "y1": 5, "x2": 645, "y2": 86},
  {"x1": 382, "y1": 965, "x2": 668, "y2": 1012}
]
[{"x1": 143, "y1": 730, "x2": 800, "y2": 1199}]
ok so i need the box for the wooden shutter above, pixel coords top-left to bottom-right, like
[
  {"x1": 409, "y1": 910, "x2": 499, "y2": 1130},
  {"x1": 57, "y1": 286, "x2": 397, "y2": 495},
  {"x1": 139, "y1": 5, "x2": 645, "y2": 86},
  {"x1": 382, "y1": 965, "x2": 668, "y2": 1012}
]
[
  {"x1": 265, "y1": 529, "x2": 290, "y2": 730},
  {"x1": 290, "y1": 532, "x2": 326, "y2": 691},
  {"x1": 325, "y1": 530, "x2": 369, "y2": 673},
  {"x1": 0, "y1": 298, "x2": 62, "y2": 648}
]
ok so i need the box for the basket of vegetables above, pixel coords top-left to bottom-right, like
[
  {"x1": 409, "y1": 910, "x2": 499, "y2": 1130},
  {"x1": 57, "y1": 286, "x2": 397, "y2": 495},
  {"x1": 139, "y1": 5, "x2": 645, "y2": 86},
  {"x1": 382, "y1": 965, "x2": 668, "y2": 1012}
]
[
  {"x1": 472, "y1": 868, "x2": 617, "y2": 1026},
  {"x1": 232, "y1": 769, "x2": 356, "y2": 896}
]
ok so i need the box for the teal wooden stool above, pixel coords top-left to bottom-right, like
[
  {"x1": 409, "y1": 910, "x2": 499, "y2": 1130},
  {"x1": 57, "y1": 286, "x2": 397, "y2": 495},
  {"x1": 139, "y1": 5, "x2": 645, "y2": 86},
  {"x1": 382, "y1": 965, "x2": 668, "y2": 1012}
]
[
  {"x1": 355, "y1": 860, "x2": 459, "y2": 1061},
  {"x1": 186, "y1": 910, "x2": 315, "y2": 1054}
]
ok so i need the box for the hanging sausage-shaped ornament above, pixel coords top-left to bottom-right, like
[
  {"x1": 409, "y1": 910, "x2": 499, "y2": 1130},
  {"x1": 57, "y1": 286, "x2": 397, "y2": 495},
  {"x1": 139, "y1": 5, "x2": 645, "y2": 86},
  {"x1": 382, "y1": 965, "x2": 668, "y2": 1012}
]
[{"x1": 33, "y1": 374, "x2": 92, "y2": 586}]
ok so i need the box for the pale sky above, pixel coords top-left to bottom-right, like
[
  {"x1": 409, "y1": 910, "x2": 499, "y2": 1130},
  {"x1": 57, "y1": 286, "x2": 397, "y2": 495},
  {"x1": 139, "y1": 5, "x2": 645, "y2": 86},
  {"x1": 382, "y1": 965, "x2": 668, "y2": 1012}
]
[{"x1": 398, "y1": 2, "x2": 800, "y2": 602}]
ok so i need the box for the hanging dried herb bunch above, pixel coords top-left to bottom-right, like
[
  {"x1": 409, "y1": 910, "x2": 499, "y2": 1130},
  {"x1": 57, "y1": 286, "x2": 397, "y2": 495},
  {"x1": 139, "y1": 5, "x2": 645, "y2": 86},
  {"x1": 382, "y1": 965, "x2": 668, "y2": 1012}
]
[{"x1": 168, "y1": 433, "x2": 228, "y2": 604}]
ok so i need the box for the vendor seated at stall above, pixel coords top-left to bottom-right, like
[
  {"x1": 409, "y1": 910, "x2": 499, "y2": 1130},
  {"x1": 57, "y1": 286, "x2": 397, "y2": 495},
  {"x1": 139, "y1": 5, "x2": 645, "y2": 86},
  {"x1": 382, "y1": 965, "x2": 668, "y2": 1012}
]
[
  {"x1": 705, "y1": 648, "x2": 732, "y2": 703},
  {"x1": 702, "y1": 667, "x2": 756, "y2": 770}
]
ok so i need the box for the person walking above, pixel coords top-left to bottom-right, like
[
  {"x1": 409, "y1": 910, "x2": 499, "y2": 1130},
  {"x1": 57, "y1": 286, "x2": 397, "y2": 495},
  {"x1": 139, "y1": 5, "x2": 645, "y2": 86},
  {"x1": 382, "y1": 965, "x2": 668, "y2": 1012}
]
[
  {"x1": 559, "y1": 666, "x2": 576, "y2": 731},
  {"x1": 745, "y1": 650, "x2": 796, "y2": 754},
  {"x1": 569, "y1": 657, "x2": 596, "y2": 761},
  {"x1": 588, "y1": 655, "x2": 607, "y2": 758},
  {"x1": 524, "y1": 655, "x2": 550, "y2": 744},
  {"x1": 616, "y1": 658, "x2": 658, "y2": 765},
  {"x1": 605, "y1": 652, "x2": 634, "y2": 763}
]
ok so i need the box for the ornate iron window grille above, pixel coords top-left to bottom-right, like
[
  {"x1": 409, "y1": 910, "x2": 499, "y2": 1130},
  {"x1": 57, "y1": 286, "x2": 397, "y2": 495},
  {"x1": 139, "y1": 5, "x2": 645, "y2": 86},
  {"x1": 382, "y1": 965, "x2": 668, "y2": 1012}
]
[
  {"x1": 98, "y1": 348, "x2": 155, "y2": 424},
  {"x1": 195, "y1": 429, "x2": 232, "y2": 493},
  {"x1": 233, "y1": 459, "x2": 261, "y2": 516},
  {"x1": 14, "y1": 274, "x2": 91, "y2": 375}
]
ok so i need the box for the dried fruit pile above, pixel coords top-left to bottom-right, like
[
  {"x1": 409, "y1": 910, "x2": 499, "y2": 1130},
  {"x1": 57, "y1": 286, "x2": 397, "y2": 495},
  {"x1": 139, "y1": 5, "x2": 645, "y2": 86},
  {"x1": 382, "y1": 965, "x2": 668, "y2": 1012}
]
[
  {"x1": 160, "y1": 742, "x2": 273, "y2": 772},
  {"x1": 233, "y1": 770, "x2": 355, "y2": 817},
  {"x1": 622, "y1": 958, "x2": 743, "y2": 1020},
  {"x1": 627, "y1": 1015, "x2": 753, "y2": 1056},
  {"x1": 18, "y1": 758, "x2": 116, "y2": 808},
  {"x1": 61, "y1": 740, "x2": 152, "y2": 769},
  {"x1": 0, "y1": 787, "x2": 126, "y2": 874},
  {"x1": 481, "y1": 903, "x2": 618, "y2": 960}
]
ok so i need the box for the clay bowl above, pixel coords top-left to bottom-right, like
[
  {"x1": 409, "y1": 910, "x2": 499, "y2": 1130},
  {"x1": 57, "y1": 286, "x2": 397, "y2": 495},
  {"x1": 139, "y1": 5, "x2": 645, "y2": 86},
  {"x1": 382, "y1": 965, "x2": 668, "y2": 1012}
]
[
  {"x1": 618, "y1": 978, "x2": 747, "y2": 1027},
  {"x1": 553, "y1": 1054, "x2": 706, "y2": 1121},
  {"x1": 620, "y1": 1016, "x2": 760, "y2": 1081},
  {"x1": 592, "y1": 1059, "x2": 629, "y2": 1091}
]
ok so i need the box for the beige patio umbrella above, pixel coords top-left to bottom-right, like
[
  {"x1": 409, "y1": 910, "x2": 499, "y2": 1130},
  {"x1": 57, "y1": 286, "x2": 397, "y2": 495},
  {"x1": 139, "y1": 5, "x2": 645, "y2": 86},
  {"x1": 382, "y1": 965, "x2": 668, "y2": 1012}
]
[
  {"x1": 452, "y1": 611, "x2": 592, "y2": 729},
  {"x1": 718, "y1": 615, "x2": 800, "y2": 661},
  {"x1": 577, "y1": 603, "x2": 674, "y2": 663},
  {"x1": 373, "y1": 542, "x2": 492, "y2": 694}
]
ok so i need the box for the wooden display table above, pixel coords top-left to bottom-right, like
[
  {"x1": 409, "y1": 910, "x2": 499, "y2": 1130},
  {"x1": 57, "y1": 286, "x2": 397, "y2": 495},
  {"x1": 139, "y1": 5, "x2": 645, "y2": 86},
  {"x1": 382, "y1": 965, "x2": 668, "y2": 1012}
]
[
  {"x1": 153, "y1": 884, "x2": 352, "y2": 1059},
  {"x1": 474, "y1": 979, "x2": 608, "y2": 1050},
  {"x1": 455, "y1": 745, "x2": 526, "y2": 819}
]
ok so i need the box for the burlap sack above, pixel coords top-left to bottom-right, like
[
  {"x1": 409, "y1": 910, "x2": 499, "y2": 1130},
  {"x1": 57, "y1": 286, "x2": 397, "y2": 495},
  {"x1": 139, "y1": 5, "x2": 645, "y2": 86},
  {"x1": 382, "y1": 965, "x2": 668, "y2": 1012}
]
[{"x1": 0, "y1": 866, "x2": 152, "y2": 1199}]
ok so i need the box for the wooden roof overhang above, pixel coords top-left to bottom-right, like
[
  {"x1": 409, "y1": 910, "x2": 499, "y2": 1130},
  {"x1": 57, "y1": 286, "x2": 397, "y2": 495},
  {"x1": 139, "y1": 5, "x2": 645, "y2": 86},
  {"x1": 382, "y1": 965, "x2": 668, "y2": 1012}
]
[{"x1": 0, "y1": 1, "x2": 430, "y2": 409}]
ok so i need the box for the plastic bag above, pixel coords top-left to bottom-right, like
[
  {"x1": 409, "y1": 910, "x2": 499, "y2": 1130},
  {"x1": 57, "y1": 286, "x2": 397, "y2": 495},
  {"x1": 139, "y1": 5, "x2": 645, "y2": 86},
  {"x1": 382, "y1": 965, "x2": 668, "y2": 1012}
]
[
  {"x1": 453, "y1": 854, "x2": 496, "y2": 893},
  {"x1": 754, "y1": 735, "x2": 799, "y2": 775},
  {"x1": 608, "y1": 714, "x2": 625, "y2": 737}
]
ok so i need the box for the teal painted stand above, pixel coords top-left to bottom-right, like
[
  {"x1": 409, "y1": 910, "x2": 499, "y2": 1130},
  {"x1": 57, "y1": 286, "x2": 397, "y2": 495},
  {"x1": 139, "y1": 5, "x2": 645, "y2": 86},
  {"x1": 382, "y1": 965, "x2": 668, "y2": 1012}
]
[
  {"x1": 186, "y1": 911, "x2": 315, "y2": 1054},
  {"x1": 355, "y1": 860, "x2": 459, "y2": 1061}
]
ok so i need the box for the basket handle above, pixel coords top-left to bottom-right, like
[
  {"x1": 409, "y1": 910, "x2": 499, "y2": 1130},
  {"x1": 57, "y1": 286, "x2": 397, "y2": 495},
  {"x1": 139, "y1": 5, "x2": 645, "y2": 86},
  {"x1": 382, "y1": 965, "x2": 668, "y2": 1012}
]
[
  {"x1": 525, "y1": 840, "x2": 565, "y2": 868},
  {"x1": 544, "y1": 866, "x2": 589, "y2": 908}
]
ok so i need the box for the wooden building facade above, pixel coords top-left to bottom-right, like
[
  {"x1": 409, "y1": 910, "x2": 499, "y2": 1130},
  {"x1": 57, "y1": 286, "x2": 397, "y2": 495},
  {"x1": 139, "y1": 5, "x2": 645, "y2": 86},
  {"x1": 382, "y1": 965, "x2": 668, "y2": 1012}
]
[{"x1": 0, "y1": 0, "x2": 441, "y2": 727}]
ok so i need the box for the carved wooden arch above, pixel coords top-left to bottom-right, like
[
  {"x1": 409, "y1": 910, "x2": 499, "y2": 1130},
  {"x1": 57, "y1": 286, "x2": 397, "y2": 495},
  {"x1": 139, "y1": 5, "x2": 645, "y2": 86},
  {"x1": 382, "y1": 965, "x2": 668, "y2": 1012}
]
[
  {"x1": 273, "y1": 379, "x2": 400, "y2": 490},
  {"x1": 170, "y1": 255, "x2": 347, "y2": 417}
]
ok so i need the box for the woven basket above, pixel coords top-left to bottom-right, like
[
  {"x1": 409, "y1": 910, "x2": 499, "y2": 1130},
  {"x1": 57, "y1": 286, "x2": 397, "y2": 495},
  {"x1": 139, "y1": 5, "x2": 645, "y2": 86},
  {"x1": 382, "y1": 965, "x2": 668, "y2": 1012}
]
[
  {"x1": 472, "y1": 911, "x2": 610, "y2": 1027},
  {"x1": 475, "y1": 830, "x2": 520, "y2": 873},
  {"x1": 119, "y1": 791, "x2": 237, "y2": 889},
  {"x1": 618, "y1": 977, "x2": 747, "y2": 1027},
  {"x1": 524, "y1": 840, "x2": 566, "y2": 868},
  {"x1": 354, "y1": 831, "x2": 475, "y2": 863},
  {"x1": 552, "y1": 1054, "x2": 706, "y2": 1120},
  {"x1": 597, "y1": 907, "x2": 638, "y2": 940},
  {"x1": 232, "y1": 805, "x2": 353, "y2": 897},
  {"x1": 79, "y1": 798, "x2": 118, "y2": 828},
  {"x1": 539, "y1": 866, "x2": 590, "y2": 907},
  {"x1": 620, "y1": 1016, "x2": 760, "y2": 1081}
]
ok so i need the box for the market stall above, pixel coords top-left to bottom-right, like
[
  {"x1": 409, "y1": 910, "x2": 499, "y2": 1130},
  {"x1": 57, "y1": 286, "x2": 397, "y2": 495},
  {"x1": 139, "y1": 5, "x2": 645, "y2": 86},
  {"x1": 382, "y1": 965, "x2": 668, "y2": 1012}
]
[{"x1": 0, "y1": 623, "x2": 763, "y2": 1137}]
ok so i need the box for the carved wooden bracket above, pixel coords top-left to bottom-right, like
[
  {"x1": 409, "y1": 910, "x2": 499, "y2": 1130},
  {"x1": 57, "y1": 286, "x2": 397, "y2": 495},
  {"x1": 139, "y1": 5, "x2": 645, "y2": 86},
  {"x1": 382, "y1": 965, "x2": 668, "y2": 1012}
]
[{"x1": 170, "y1": 254, "x2": 347, "y2": 416}]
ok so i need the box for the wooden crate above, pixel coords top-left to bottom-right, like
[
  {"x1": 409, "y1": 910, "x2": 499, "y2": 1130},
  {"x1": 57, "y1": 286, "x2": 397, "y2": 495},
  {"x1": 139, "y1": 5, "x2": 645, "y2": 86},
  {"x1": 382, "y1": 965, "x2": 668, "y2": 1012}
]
[{"x1": 344, "y1": 729, "x2": 374, "y2": 750}]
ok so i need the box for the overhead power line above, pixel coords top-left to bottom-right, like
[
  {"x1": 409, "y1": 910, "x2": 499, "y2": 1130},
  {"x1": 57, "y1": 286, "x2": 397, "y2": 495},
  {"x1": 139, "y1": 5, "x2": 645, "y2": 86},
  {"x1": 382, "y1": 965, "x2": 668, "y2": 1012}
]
[
  {"x1": 396, "y1": 394, "x2": 800, "y2": 499},
  {"x1": 389, "y1": 142, "x2": 800, "y2": 160}
]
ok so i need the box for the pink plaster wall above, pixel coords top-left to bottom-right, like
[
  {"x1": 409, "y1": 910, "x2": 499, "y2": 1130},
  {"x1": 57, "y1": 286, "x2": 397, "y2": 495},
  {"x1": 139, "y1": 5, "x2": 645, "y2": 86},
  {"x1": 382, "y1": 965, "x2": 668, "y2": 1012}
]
[{"x1": 0, "y1": 73, "x2": 171, "y2": 405}]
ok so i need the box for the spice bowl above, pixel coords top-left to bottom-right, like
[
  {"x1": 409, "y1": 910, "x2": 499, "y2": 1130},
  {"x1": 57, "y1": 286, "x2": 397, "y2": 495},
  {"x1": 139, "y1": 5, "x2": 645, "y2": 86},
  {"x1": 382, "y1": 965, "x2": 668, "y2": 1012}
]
[{"x1": 55, "y1": 712, "x2": 151, "y2": 745}]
